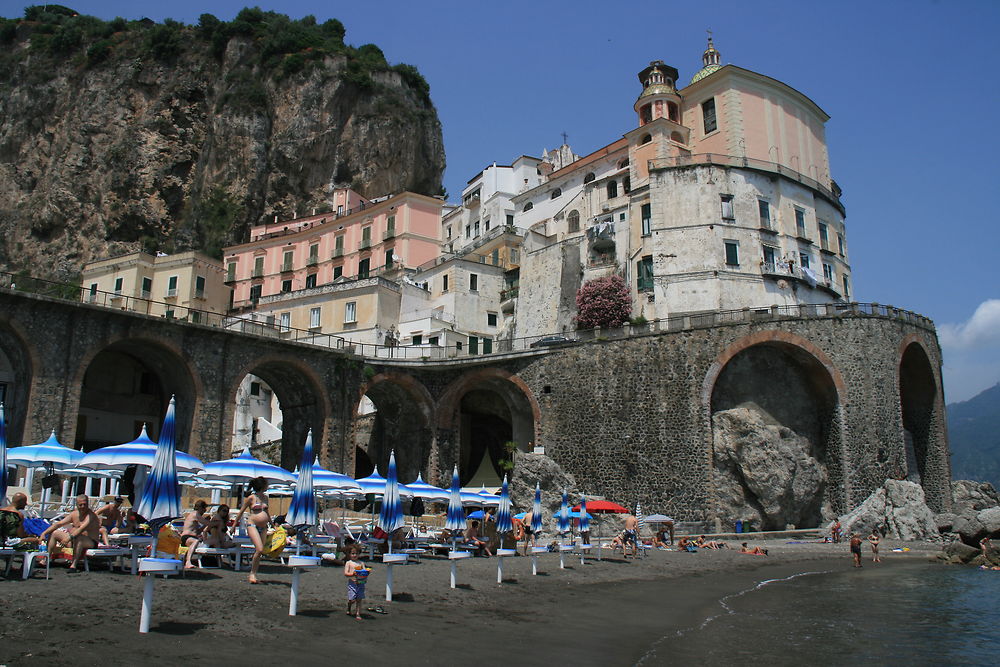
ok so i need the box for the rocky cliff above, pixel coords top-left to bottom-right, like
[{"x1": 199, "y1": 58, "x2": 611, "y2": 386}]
[{"x1": 0, "y1": 8, "x2": 445, "y2": 281}]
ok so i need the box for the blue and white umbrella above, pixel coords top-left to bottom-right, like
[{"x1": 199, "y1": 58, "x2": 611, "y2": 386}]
[
  {"x1": 202, "y1": 447, "x2": 295, "y2": 484},
  {"x1": 406, "y1": 473, "x2": 449, "y2": 502},
  {"x1": 136, "y1": 397, "x2": 182, "y2": 538},
  {"x1": 531, "y1": 482, "x2": 543, "y2": 535},
  {"x1": 579, "y1": 497, "x2": 590, "y2": 534},
  {"x1": 80, "y1": 425, "x2": 205, "y2": 474},
  {"x1": 558, "y1": 488, "x2": 570, "y2": 535},
  {"x1": 312, "y1": 459, "x2": 362, "y2": 493},
  {"x1": 476, "y1": 485, "x2": 501, "y2": 508},
  {"x1": 6, "y1": 430, "x2": 85, "y2": 471},
  {"x1": 0, "y1": 403, "x2": 7, "y2": 503},
  {"x1": 445, "y1": 466, "x2": 465, "y2": 535},
  {"x1": 495, "y1": 476, "x2": 513, "y2": 535},
  {"x1": 286, "y1": 430, "x2": 317, "y2": 531},
  {"x1": 378, "y1": 450, "x2": 404, "y2": 549}
]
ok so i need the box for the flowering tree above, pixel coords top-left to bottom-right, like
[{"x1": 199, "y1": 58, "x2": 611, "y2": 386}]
[{"x1": 575, "y1": 275, "x2": 632, "y2": 329}]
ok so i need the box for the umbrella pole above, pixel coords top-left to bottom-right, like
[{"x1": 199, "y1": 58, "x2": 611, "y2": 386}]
[
  {"x1": 289, "y1": 568, "x2": 301, "y2": 616},
  {"x1": 497, "y1": 553, "x2": 503, "y2": 585},
  {"x1": 139, "y1": 575, "x2": 156, "y2": 633},
  {"x1": 386, "y1": 564, "x2": 394, "y2": 602}
]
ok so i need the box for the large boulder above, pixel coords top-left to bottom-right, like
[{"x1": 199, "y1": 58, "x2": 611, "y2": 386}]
[
  {"x1": 944, "y1": 540, "x2": 982, "y2": 564},
  {"x1": 955, "y1": 506, "x2": 1000, "y2": 547},
  {"x1": 838, "y1": 480, "x2": 938, "y2": 541},
  {"x1": 509, "y1": 451, "x2": 579, "y2": 534},
  {"x1": 951, "y1": 480, "x2": 1000, "y2": 514},
  {"x1": 713, "y1": 407, "x2": 828, "y2": 530}
]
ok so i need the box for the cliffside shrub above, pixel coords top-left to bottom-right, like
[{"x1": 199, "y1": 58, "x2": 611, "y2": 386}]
[{"x1": 575, "y1": 275, "x2": 632, "y2": 329}]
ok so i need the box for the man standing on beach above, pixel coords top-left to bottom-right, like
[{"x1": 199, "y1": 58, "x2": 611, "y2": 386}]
[
  {"x1": 849, "y1": 533, "x2": 863, "y2": 568},
  {"x1": 623, "y1": 513, "x2": 639, "y2": 558}
]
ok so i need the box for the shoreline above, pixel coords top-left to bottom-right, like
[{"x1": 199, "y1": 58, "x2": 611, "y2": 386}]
[{"x1": 0, "y1": 540, "x2": 940, "y2": 666}]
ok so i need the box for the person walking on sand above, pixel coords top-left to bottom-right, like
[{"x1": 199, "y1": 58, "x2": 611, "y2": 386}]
[
  {"x1": 235, "y1": 477, "x2": 271, "y2": 584},
  {"x1": 867, "y1": 529, "x2": 881, "y2": 563},
  {"x1": 344, "y1": 544, "x2": 368, "y2": 620},
  {"x1": 623, "y1": 513, "x2": 639, "y2": 558},
  {"x1": 850, "y1": 533, "x2": 863, "y2": 568},
  {"x1": 521, "y1": 510, "x2": 536, "y2": 555},
  {"x1": 831, "y1": 520, "x2": 842, "y2": 543}
]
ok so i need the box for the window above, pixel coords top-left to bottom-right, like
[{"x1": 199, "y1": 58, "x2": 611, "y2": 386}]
[
  {"x1": 469, "y1": 336, "x2": 479, "y2": 355},
  {"x1": 702, "y1": 98, "x2": 717, "y2": 134},
  {"x1": 483, "y1": 338, "x2": 493, "y2": 354},
  {"x1": 795, "y1": 208, "x2": 807, "y2": 237},
  {"x1": 510, "y1": 249, "x2": 519, "y2": 264},
  {"x1": 623, "y1": 176, "x2": 631, "y2": 194},
  {"x1": 334, "y1": 235, "x2": 344, "y2": 256},
  {"x1": 491, "y1": 249, "x2": 499, "y2": 265},
  {"x1": 637, "y1": 255, "x2": 654, "y2": 291},
  {"x1": 720, "y1": 194, "x2": 735, "y2": 221},
  {"x1": 195, "y1": 275, "x2": 206, "y2": 298},
  {"x1": 484, "y1": 218, "x2": 491, "y2": 232},
  {"x1": 568, "y1": 210, "x2": 580, "y2": 232},
  {"x1": 89, "y1": 283, "x2": 98, "y2": 299},
  {"x1": 505, "y1": 214, "x2": 514, "y2": 226},
  {"x1": 310, "y1": 307, "x2": 321, "y2": 328},
  {"x1": 456, "y1": 341, "x2": 463, "y2": 352},
  {"x1": 442, "y1": 274, "x2": 449, "y2": 292},
  {"x1": 227, "y1": 262, "x2": 236, "y2": 282},
  {"x1": 164, "y1": 309, "x2": 175, "y2": 319},
  {"x1": 487, "y1": 312, "x2": 498, "y2": 327},
  {"x1": 249, "y1": 284, "x2": 262, "y2": 302},
  {"x1": 523, "y1": 202, "x2": 533, "y2": 212},
  {"x1": 283, "y1": 250, "x2": 294, "y2": 272},
  {"x1": 479, "y1": 255, "x2": 486, "y2": 264},
  {"x1": 465, "y1": 225, "x2": 471, "y2": 238},
  {"x1": 385, "y1": 249, "x2": 394, "y2": 268},
  {"x1": 141, "y1": 277, "x2": 152, "y2": 298},
  {"x1": 281, "y1": 279, "x2": 292, "y2": 292},
  {"x1": 724, "y1": 240, "x2": 740, "y2": 267},
  {"x1": 446, "y1": 225, "x2": 452, "y2": 239},
  {"x1": 362, "y1": 226, "x2": 371, "y2": 244},
  {"x1": 358, "y1": 258, "x2": 370, "y2": 279},
  {"x1": 641, "y1": 133, "x2": 652, "y2": 144},
  {"x1": 799, "y1": 252, "x2": 811, "y2": 269},
  {"x1": 308, "y1": 244, "x2": 319, "y2": 265},
  {"x1": 279, "y1": 312, "x2": 290, "y2": 332},
  {"x1": 607, "y1": 181, "x2": 618, "y2": 199},
  {"x1": 412, "y1": 334, "x2": 422, "y2": 345},
  {"x1": 429, "y1": 336, "x2": 439, "y2": 346},
  {"x1": 305, "y1": 273, "x2": 317, "y2": 289},
  {"x1": 167, "y1": 275, "x2": 178, "y2": 296},
  {"x1": 250, "y1": 382, "x2": 261, "y2": 396},
  {"x1": 337, "y1": 204, "x2": 344, "y2": 215},
  {"x1": 620, "y1": 212, "x2": 626, "y2": 221},
  {"x1": 386, "y1": 215, "x2": 395, "y2": 236},
  {"x1": 474, "y1": 220, "x2": 480, "y2": 236},
  {"x1": 584, "y1": 172, "x2": 596, "y2": 184},
  {"x1": 470, "y1": 274, "x2": 478, "y2": 291},
  {"x1": 838, "y1": 233, "x2": 846, "y2": 256},
  {"x1": 818, "y1": 222, "x2": 830, "y2": 250},
  {"x1": 641, "y1": 203, "x2": 651, "y2": 236},
  {"x1": 190, "y1": 311, "x2": 201, "y2": 324},
  {"x1": 550, "y1": 188, "x2": 561, "y2": 199},
  {"x1": 253, "y1": 256, "x2": 264, "y2": 277},
  {"x1": 762, "y1": 245, "x2": 777, "y2": 269},
  {"x1": 344, "y1": 302, "x2": 356, "y2": 323},
  {"x1": 333, "y1": 265, "x2": 343, "y2": 280},
  {"x1": 113, "y1": 277, "x2": 123, "y2": 295},
  {"x1": 823, "y1": 263, "x2": 834, "y2": 282},
  {"x1": 758, "y1": 200, "x2": 771, "y2": 228},
  {"x1": 842, "y1": 275, "x2": 850, "y2": 299}
]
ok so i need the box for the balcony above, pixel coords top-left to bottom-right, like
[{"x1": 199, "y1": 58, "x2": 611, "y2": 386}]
[
  {"x1": 333, "y1": 247, "x2": 344, "y2": 258},
  {"x1": 307, "y1": 256, "x2": 319, "y2": 266},
  {"x1": 281, "y1": 261, "x2": 294, "y2": 273},
  {"x1": 252, "y1": 269, "x2": 263, "y2": 278},
  {"x1": 165, "y1": 288, "x2": 177, "y2": 298},
  {"x1": 463, "y1": 192, "x2": 481, "y2": 209},
  {"x1": 359, "y1": 239, "x2": 371, "y2": 250},
  {"x1": 383, "y1": 229, "x2": 396, "y2": 241}
]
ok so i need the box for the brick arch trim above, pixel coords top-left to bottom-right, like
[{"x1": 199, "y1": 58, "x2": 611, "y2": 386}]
[
  {"x1": 898, "y1": 334, "x2": 944, "y2": 391},
  {"x1": 700, "y1": 329, "x2": 846, "y2": 409},
  {"x1": 435, "y1": 367, "x2": 541, "y2": 437},
  {"x1": 355, "y1": 372, "x2": 436, "y2": 426}
]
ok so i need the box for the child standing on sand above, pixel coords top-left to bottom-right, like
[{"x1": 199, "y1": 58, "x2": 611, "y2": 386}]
[{"x1": 344, "y1": 544, "x2": 368, "y2": 620}]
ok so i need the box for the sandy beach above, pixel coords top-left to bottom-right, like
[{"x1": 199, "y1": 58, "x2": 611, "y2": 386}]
[{"x1": 0, "y1": 539, "x2": 942, "y2": 666}]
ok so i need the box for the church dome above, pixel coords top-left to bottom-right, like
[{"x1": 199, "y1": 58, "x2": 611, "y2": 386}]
[{"x1": 690, "y1": 36, "x2": 722, "y2": 84}]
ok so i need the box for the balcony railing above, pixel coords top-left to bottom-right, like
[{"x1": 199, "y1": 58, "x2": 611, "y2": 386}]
[
  {"x1": 383, "y1": 229, "x2": 396, "y2": 241},
  {"x1": 307, "y1": 256, "x2": 319, "y2": 266},
  {"x1": 359, "y1": 239, "x2": 371, "y2": 250},
  {"x1": 165, "y1": 288, "x2": 177, "y2": 298},
  {"x1": 333, "y1": 247, "x2": 344, "y2": 258},
  {"x1": 500, "y1": 286, "x2": 519, "y2": 301},
  {"x1": 281, "y1": 261, "x2": 294, "y2": 272}
]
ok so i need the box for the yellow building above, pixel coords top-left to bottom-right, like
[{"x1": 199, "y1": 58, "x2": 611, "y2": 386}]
[{"x1": 80, "y1": 251, "x2": 229, "y2": 323}]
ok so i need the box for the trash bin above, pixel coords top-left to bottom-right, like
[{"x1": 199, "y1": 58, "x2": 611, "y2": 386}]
[{"x1": 735, "y1": 520, "x2": 743, "y2": 534}]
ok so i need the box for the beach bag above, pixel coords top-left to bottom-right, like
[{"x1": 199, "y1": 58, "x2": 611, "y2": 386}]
[
  {"x1": 154, "y1": 526, "x2": 181, "y2": 558},
  {"x1": 263, "y1": 526, "x2": 287, "y2": 559}
]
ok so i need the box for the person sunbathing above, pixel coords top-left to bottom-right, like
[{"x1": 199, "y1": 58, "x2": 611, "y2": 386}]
[
  {"x1": 95, "y1": 496, "x2": 125, "y2": 545},
  {"x1": 652, "y1": 529, "x2": 671, "y2": 549},
  {"x1": 739, "y1": 542, "x2": 767, "y2": 555},
  {"x1": 202, "y1": 505, "x2": 235, "y2": 548},
  {"x1": 465, "y1": 520, "x2": 492, "y2": 557},
  {"x1": 695, "y1": 535, "x2": 727, "y2": 549},
  {"x1": 0, "y1": 492, "x2": 41, "y2": 546},
  {"x1": 179, "y1": 500, "x2": 210, "y2": 569},
  {"x1": 40, "y1": 495, "x2": 100, "y2": 571},
  {"x1": 677, "y1": 537, "x2": 695, "y2": 551}
]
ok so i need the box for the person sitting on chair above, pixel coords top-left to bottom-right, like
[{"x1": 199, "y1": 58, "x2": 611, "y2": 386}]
[
  {"x1": 465, "y1": 520, "x2": 492, "y2": 557},
  {"x1": 202, "y1": 504, "x2": 235, "y2": 549},
  {"x1": 0, "y1": 493, "x2": 41, "y2": 548},
  {"x1": 179, "y1": 500, "x2": 210, "y2": 569},
  {"x1": 95, "y1": 496, "x2": 125, "y2": 545},
  {"x1": 40, "y1": 495, "x2": 100, "y2": 571}
]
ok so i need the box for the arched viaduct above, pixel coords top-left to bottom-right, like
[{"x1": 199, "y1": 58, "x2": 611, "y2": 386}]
[{"x1": 0, "y1": 289, "x2": 951, "y2": 522}]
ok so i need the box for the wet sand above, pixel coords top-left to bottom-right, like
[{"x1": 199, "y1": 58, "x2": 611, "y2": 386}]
[{"x1": 0, "y1": 540, "x2": 939, "y2": 666}]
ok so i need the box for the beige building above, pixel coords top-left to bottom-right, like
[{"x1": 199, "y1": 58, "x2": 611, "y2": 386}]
[{"x1": 80, "y1": 250, "x2": 229, "y2": 323}]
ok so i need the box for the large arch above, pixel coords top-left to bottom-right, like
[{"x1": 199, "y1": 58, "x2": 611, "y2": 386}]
[
  {"x1": 898, "y1": 336, "x2": 948, "y2": 509},
  {"x1": 71, "y1": 337, "x2": 200, "y2": 453},
  {"x1": 223, "y1": 355, "x2": 330, "y2": 471},
  {"x1": 703, "y1": 331, "x2": 845, "y2": 529},
  {"x1": 352, "y1": 372, "x2": 435, "y2": 483},
  {"x1": 0, "y1": 320, "x2": 34, "y2": 447},
  {"x1": 436, "y1": 368, "x2": 539, "y2": 488}
]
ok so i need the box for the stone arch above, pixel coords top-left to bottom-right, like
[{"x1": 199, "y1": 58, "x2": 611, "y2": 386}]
[
  {"x1": 223, "y1": 355, "x2": 330, "y2": 471},
  {"x1": 898, "y1": 335, "x2": 948, "y2": 511},
  {"x1": 352, "y1": 372, "x2": 435, "y2": 483},
  {"x1": 702, "y1": 330, "x2": 846, "y2": 529},
  {"x1": 71, "y1": 336, "x2": 200, "y2": 454},
  {"x1": 436, "y1": 368, "x2": 540, "y2": 488},
  {"x1": 0, "y1": 319, "x2": 36, "y2": 447}
]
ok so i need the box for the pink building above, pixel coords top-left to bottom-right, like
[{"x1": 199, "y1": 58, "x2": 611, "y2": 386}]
[{"x1": 225, "y1": 189, "x2": 443, "y2": 309}]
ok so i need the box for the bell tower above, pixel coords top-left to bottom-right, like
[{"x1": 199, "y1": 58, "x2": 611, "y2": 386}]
[{"x1": 634, "y1": 60, "x2": 682, "y2": 127}]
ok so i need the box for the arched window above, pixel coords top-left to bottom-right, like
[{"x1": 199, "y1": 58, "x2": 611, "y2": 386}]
[
  {"x1": 667, "y1": 101, "x2": 679, "y2": 122},
  {"x1": 640, "y1": 104, "x2": 652, "y2": 125},
  {"x1": 618, "y1": 158, "x2": 630, "y2": 169},
  {"x1": 640, "y1": 134, "x2": 652, "y2": 145},
  {"x1": 568, "y1": 210, "x2": 580, "y2": 233},
  {"x1": 583, "y1": 172, "x2": 596, "y2": 184},
  {"x1": 607, "y1": 181, "x2": 618, "y2": 199},
  {"x1": 523, "y1": 202, "x2": 533, "y2": 212},
  {"x1": 550, "y1": 188, "x2": 562, "y2": 199}
]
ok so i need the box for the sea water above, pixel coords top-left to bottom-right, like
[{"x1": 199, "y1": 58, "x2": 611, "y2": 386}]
[{"x1": 640, "y1": 562, "x2": 1000, "y2": 665}]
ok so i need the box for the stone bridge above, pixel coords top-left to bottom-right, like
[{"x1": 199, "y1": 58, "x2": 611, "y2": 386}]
[{"x1": 0, "y1": 288, "x2": 950, "y2": 524}]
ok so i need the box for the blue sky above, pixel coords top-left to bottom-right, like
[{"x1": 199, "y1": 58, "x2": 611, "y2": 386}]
[{"x1": 3, "y1": 0, "x2": 998, "y2": 401}]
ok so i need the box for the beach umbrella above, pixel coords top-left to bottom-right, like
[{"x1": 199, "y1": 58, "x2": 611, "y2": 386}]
[
  {"x1": 476, "y1": 485, "x2": 501, "y2": 508},
  {"x1": 135, "y1": 396, "x2": 183, "y2": 634},
  {"x1": 445, "y1": 466, "x2": 466, "y2": 589},
  {"x1": 530, "y1": 483, "x2": 544, "y2": 575},
  {"x1": 635, "y1": 502, "x2": 645, "y2": 558},
  {"x1": 6, "y1": 430, "x2": 85, "y2": 471},
  {"x1": 572, "y1": 499, "x2": 628, "y2": 514},
  {"x1": 643, "y1": 514, "x2": 674, "y2": 524},
  {"x1": 405, "y1": 473, "x2": 449, "y2": 502},
  {"x1": 286, "y1": 430, "x2": 317, "y2": 532},
  {"x1": 378, "y1": 450, "x2": 407, "y2": 602},
  {"x1": 202, "y1": 447, "x2": 295, "y2": 484},
  {"x1": 578, "y1": 497, "x2": 590, "y2": 565},
  {"x1": 460, "y1": 487, "x2": 488, "y2": 506},
  {"x1": 0, "y1": 403, "x2": 7, "y2": 503},
  {"x1": 558, "y1": 489, "x2": 570, "y2": 535},
  {"x1": 79, "y1": 425, "x2": 205, "y2": 474},
  {"x1": 494, "y1": 476, "x2": 514, "y2": 584},
  {"x1": 312, "y1": 459, "x2": 362, "y2": 493}
]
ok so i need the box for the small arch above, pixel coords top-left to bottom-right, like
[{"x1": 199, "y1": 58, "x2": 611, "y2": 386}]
[
  {"x1": 523, "y1": 202, "x2": 533, "y2": 212},
  {"x1": 640, "y1": 133, "x2": 652, "y2": 145},
  {"x1": 583, "y1": 172, "x2": 596, "y2": 184},
  {"x1": 550, "y1": 188, "x2": 561, "y2": 199},
  {"x1": 618, "y1": 158, "x2": 630, "y2": 169},
  {"x1": 567, "y1": 210, "x2": 580, "y2": 233}
]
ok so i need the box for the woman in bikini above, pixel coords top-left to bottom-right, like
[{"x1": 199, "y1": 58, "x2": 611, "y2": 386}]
[
  {"x1": 235, "y1": 477, "x2": 271, "y2": 583},
  {"x1": 202, "y1": 504, "x2": 235, "y2": 548}
]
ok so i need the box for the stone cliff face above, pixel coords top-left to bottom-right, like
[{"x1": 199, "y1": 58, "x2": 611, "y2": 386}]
[{"x1": 0, "y1": 18, "x2": 445, "y2": 281}]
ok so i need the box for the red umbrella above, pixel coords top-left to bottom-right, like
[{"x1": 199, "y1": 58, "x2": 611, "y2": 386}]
[{"x1": 573, "y1": 500, "x2": 628, "y2": 513}]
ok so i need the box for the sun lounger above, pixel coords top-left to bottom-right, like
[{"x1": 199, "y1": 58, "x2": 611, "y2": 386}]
[
  {"x1": 83, "y1": 547, "x2": 129, "y2": 572},
  {"x1": 192, "y1": 546, "x2": 242, "y2": 570}
]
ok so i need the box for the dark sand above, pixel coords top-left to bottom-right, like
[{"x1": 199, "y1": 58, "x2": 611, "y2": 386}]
[{"x1": 0, "y1": 540, "x2": 939, "y2": 666}]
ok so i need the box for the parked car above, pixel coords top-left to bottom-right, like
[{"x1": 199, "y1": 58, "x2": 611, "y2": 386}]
[{"x1": 529, "y1": 335, "x2": 571, "y2": 348}]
